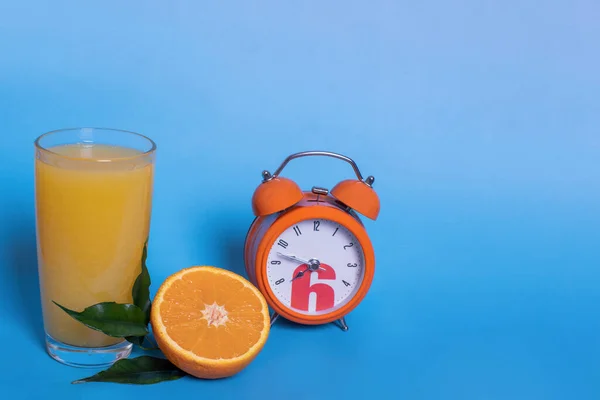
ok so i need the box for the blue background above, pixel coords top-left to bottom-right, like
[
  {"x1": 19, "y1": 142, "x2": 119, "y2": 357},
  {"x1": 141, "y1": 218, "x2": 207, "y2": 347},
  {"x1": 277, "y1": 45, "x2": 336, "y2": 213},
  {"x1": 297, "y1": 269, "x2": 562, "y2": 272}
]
[{"x1": 0, "y1": 1, "x2": 598, "y2": 399}]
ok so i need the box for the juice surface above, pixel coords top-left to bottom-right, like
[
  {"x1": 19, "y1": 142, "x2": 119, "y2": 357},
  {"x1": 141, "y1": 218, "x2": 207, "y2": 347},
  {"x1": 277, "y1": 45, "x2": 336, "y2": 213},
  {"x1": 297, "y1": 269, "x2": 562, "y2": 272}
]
[{"x1": 35, "y1": 144, "x2": 154, "y2": 347}]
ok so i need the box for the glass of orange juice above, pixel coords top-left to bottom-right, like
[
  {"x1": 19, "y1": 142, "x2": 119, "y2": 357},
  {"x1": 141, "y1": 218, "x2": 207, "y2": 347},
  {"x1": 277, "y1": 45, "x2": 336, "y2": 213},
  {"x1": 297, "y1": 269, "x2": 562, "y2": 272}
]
[{"x1": 34, "y1": 128, "x2": 156, "y2": 367}]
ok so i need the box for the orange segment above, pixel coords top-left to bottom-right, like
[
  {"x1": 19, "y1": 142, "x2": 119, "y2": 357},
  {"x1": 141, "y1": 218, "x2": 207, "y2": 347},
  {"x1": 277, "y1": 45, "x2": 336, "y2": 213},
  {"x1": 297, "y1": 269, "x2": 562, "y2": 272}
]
[{"x1": 150, "y1": 266, "x2": 270, "y2": 379}]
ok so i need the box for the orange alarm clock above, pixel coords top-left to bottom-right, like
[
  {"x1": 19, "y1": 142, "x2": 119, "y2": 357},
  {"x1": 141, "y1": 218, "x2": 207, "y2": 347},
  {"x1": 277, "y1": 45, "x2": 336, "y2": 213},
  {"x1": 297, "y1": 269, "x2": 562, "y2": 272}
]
[{"x1": 244, "y1": 151, "x2": 379, "y2": 331}]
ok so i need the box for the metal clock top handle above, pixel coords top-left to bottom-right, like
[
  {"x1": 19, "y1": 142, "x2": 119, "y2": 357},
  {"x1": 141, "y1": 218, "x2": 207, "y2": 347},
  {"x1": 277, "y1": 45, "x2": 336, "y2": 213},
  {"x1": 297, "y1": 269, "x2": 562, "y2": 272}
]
[{"x1": 261, "y1": 150, "x2": 375, "y2": 187}]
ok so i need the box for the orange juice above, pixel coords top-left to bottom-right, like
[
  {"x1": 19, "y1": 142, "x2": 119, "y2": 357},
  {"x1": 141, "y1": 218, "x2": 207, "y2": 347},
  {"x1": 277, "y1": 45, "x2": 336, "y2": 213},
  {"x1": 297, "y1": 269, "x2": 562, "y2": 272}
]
[{"x1": 35, "y1": 144, "x2": 154, "y2": 347}]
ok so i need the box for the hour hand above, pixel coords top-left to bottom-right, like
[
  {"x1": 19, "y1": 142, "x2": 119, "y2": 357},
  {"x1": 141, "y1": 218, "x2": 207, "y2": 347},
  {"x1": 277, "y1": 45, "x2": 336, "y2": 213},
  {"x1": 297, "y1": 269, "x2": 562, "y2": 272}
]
[
  {"x1": 276, "y1": 252, "x2": 311, "y2": 264},
  {"x1": 290, "y1": 268, "x2": 309, "y2": 282}
]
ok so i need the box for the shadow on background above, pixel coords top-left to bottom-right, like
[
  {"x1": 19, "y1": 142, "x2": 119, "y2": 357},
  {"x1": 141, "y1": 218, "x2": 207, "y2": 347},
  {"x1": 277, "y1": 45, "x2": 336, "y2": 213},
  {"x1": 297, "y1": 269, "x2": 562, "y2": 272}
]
[
  {"x1": 212, "y1": 223, "x2": 249, "y2": 279},
  {"x1": 197, "y1": 207, "x2": 253, "y2": 279},
  {"x1": 271, "y1": 315, "x2": 338, "y2": 333},
  {"x1": 219, "y1": 227, "x2": 249, "y2": 279},
  {"x1": 5, "y1": 214, "x2": 44, "y2": 348}
]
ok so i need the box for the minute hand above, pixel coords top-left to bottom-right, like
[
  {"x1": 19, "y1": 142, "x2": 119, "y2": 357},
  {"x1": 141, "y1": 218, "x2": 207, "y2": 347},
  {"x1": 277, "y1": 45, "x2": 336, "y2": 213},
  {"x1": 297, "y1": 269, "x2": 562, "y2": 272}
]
[
  {"x1": 275, "y1": 252, "x2": 326, "y2": 271},
  {"x1": 276, "y1": 252, "x2": 311, "y2": 264}
]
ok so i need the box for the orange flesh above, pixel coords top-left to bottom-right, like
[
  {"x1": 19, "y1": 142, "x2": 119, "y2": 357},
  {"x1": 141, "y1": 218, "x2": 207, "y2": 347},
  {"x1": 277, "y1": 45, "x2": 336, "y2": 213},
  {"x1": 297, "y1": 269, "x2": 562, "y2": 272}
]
[{"x1": 158, "y1": 270, "x2": 266, "y2": 360}]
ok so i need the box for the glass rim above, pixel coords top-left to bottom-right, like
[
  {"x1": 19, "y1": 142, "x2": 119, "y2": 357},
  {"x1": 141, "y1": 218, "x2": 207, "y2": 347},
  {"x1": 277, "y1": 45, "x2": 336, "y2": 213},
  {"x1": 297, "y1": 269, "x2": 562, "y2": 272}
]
[{"x1": 34, "y1": 127, "x2": 157, "y2": 163}]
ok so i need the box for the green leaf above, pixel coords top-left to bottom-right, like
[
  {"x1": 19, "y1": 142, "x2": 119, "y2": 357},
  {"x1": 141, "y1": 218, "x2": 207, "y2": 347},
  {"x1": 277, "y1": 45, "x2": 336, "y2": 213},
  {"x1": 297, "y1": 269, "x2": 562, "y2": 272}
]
[
  {"x1": 126, "y1": 335, "x2": 146, "y2": 347},
  {"x1": 125, "y1": 335, "x2": 159, "y2": 351},
  {"x1": 53, "y1": 301, "x2": 149, "y2": 338},
  {"x1": 132, "y1": 239, "x2": 152, "y2": 324},
  {"x1": 72, "y1": 356, "x2": 186, "y2": 385}
]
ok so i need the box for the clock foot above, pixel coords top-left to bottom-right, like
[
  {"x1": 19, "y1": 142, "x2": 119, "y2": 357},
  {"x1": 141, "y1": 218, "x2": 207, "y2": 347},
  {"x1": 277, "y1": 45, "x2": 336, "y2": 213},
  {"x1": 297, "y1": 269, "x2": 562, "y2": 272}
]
[
  {"x1": 336, "y1": 317, "x2": 349, "y2": 332},
  {"x1": 270, "y1": 312, "x2": 280, "y2": 326}
]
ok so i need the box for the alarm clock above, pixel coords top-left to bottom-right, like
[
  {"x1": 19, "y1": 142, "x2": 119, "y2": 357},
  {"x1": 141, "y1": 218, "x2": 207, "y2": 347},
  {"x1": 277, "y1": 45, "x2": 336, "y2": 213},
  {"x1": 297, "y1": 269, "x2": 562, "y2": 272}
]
[{"x1": 244, "y1": 151, "x2": 379, "y2": 331}]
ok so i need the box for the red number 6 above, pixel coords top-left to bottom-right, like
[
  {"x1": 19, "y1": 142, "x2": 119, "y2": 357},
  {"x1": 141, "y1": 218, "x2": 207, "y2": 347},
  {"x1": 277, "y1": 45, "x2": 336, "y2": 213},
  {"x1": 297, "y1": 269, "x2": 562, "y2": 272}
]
[{"x1": 291, "y1": 264, "x2": 336, "y2": 312}]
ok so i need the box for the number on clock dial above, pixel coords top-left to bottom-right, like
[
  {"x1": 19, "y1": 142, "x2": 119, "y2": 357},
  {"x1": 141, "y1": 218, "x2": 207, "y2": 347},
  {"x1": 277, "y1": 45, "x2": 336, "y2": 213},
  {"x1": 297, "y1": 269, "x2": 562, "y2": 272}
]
[{"x1": 266, "y1": 219, "x2": 365, "y2": 315}]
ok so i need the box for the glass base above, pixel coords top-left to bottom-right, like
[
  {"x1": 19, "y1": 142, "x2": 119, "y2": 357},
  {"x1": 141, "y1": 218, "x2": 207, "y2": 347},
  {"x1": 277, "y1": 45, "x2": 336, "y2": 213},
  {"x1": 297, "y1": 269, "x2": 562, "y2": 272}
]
[{"x1": 45, "y1": 334, "x2": 132, "y2": 368}]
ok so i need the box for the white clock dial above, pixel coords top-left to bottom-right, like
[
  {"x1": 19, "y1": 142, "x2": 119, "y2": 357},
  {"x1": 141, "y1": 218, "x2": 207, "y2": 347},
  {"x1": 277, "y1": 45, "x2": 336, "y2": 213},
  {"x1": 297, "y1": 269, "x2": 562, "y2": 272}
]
[{"x1": 266, "y1": 219, "x2": 365, "y2": 315}]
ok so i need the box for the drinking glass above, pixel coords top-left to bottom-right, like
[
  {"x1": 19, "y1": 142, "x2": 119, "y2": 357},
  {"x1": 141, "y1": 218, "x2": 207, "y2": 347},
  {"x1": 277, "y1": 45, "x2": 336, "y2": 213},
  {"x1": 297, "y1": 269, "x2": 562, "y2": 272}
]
[{"x1": 34, "y1": 128, "x2": 156, "y2": 367}]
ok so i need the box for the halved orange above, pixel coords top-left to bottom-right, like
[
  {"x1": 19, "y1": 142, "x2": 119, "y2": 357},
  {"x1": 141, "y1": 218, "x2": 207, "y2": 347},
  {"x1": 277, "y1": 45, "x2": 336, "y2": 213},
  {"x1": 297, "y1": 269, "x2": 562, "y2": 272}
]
[{"x1": 150, "y1": 266, "x2": 270, "y2": 379}]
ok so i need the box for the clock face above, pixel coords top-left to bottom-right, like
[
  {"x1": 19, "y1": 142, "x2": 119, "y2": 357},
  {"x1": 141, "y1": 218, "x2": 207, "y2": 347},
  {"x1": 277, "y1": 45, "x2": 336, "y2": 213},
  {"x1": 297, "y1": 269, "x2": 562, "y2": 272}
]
[{"x1": 266, "y1": 218, "x2": 365, "y2": 315}]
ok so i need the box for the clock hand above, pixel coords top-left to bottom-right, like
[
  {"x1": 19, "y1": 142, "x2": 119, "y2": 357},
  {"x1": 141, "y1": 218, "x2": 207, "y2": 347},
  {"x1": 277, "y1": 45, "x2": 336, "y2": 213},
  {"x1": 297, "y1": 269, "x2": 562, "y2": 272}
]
[
  {"x1": 275, "y1": 252, "x2": 327, "y2": 271},
  {"x1": 276, "y1": 252, "x2": 311, "y2": 264},
  {"x1": 290, "y1": 268, "x2": 309, "y2": 282}
]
